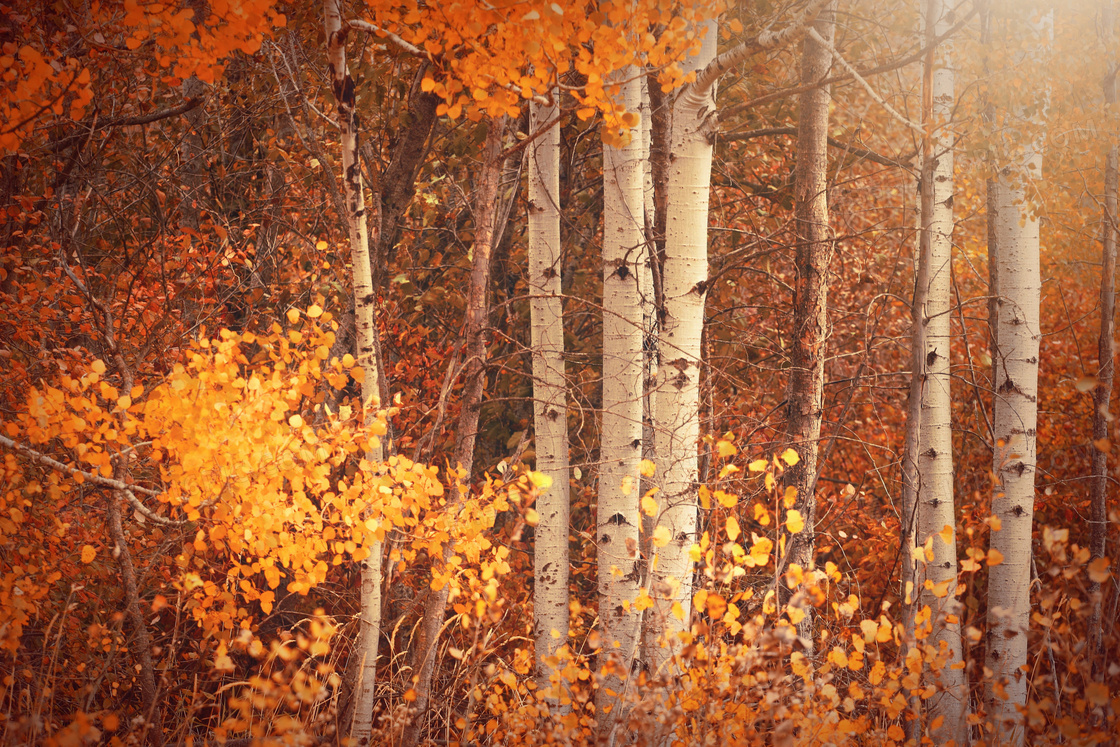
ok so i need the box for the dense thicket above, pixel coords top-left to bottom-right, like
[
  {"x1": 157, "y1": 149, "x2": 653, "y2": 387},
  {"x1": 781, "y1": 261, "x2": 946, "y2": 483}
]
[{"x1": 0, "y1": 0, "x2": 1117, "y2": 745}]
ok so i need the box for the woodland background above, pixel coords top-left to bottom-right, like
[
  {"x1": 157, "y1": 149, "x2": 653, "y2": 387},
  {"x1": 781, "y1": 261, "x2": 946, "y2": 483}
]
[{"x1": 0, "y1": 0, "x2": 1117, "y2": 745}]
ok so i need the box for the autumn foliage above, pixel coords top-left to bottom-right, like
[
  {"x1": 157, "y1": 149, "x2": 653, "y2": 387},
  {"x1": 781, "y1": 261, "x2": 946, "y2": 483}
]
[{"x1": 0, "y1": 0, "x2": 1118, "y2": 745}]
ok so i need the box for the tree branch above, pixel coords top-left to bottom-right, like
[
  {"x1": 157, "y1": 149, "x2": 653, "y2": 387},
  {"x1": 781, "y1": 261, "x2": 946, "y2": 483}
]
[
  {"x1": 720, "y1": 125, "x2": 915, "y2": 169},
  {"x1": 348, "y1": 19, "x2": 426, "y2": 57},
  {"x1": 719, "y1": 2, "x2": 979, "y2": 122}
]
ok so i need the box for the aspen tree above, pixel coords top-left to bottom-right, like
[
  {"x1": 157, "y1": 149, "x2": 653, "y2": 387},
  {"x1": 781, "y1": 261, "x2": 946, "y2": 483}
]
[
  {"x1": 597, "y1": 66, "x2": 647, "y2": 735},
  {"x1": 912, "y1": 0, "x2": 968, "y2": 740},
  {"x1": 1088, "y1": 0, "x2": 1118, "y2": 678},
  {"x1": 323, "y1": 1, "x2": 385, "y2": 742},
  {"x1": 985, "y1": 4, "x2": 1052, "y2": 742},
  {"x1": 645, "y1": 0, "x2": 833, "y2": 675},
  {"x1": 779, "y1": 2, "x2": 835, "y2": 639},
  {"x1": 402, "y1": 116, "x2": 508, "y2": 747},
  {"x1": 527, "y1": 92, "x2": 571, "y2": 704}
]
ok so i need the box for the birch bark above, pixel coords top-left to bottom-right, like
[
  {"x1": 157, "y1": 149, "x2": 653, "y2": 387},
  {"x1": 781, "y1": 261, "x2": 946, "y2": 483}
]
[
  {"x1": 323, "y1": 1, "x2": 385, "y2": 743},
  {"x1": 597, "y1": 66, "x2": 647, "y2": 734},
  {"x1": 913, "y1": 1, "x2": 967, "y2": 740},
  {"x1": 646, "y1": 24, "x2": 717, "y2": 676},
  {"x1": 527, "y1": 93, "x2": 571, "y2": 705},
  {"x1": 985, "y1": 6, "x2": 1051, "y2": 742},
  {"x1": 643, "y1": 0, "x2": 833, "y2": 676}
]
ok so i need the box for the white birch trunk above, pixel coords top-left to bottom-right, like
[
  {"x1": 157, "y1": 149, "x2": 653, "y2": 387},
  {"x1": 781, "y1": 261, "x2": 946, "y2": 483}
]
[
  {"x1": 597, "y1": 66, "x2": 646, "y2": 732},
  {"x1": 528, "y1": 94, "x2": 571, "y2": 706},
  {"x1": 642, "y1": 0, "x2": 833, "y2": 677},
  {"x1": 915, "y1": 1, "x2": 967, "y2": 740},
  {"x1": 324, "y1": 2, "x2": 384, "y2": 743},
  {"x1": 647, "y1": 25, "x2": 717, "y2": 675},
  {"x1": 985, "y1": 7, "x2": 1051, "y2": 742}
]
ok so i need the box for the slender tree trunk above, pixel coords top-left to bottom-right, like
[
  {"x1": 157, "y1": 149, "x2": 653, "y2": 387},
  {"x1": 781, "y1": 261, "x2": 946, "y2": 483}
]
[
  {"x1": 642, "y1": 0, "x2": 833, "y2": 677},
  {"x1": 912, "y1": 1, "x2": 968, "y2": 740},
  {"x1": 324, "y1": 3, "x2": 386, "y2": 742},
  {"x1": 402, "y1": 116, "x2": 507, "y2": 747},
  {"x1": 1089, "y1": 0, "x2": 1118, "y2": 679},
  {"x1": 527, "y1": 94, "x2": 571, "y2": 707},
  {"x1": 108, "y1": 480, "x2": 163, "y2": 745},
  {"x1": 984, "y1": 7, "x2": 1051, "y2": 743},
  {"x1": 646, "y1": 23, "x2": 717, "y2": 677},
  {"x1": 780, "y1": 3, "x2": 835, "y2": 639},
  {"x1": 597, "y1": 66, "x2": 647, "y2": 737}
]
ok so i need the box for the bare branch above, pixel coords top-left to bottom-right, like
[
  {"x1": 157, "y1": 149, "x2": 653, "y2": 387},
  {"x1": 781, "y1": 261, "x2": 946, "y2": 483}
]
[
  {"x1": 348, "y1": 19, "x2": 426, "y2": 57},
  {"x1": 720, "y1": 126, "x2": 915, "y2": 170}
]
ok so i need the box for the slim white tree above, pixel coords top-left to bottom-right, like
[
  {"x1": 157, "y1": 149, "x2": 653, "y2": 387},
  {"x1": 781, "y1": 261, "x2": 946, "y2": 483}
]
[
  {"x1": 527, "y1": 92, "x2": 571, "y2": 706},
  {"x1": 644, "y1": 0, "x2": 832, "y2": 675},
  {"x1": 913, "y1": 0, "x2": 968, "y2": 740},
  {"x1": 323, "y1": 1, "x2": 385, "y2": 742},
  {"x1": 985, "y1": 4, "x2": 1052, "y2": 743},
  {"x1": 597, "y1": 65, "x2": 647, "y2": 734}
]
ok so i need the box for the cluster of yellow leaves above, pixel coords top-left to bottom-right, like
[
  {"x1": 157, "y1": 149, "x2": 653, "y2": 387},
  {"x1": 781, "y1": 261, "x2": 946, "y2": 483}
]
[{"x1": 374, "y1": 0, "x2": 720, "y2": 133}]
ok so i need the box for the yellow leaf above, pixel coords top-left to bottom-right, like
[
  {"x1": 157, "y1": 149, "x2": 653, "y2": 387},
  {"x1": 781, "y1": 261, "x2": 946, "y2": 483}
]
[
  {"x1": 938, "y1": 524, "x2": 954, "y2": 546},
  {"x1": 81, "y1": 545, "x2": 96, "y2": 564},
  {"x1": 783, "y1": 485, "x2": 798, "y2": 509},
  {"x1": 621, "y1": 475, "x2": 634, "y2": 496},
  {"x1": 528, "y1": 471, "x2": 553, "y2": 489},
  {"x1": 717, "y1": 440, "x2": 737, "y2": 458},
  {"x1": 1088, "y1": 557, "x2": 1111, "y2": 583},
  {"x1": 987, "y1": 548, "x2": 1004, "y2": 566},
  {"x1": 785, "y1": 509, "x2": 805, "y2": 533},
  {"x1": 641, "y1": 494, "x2": 658, "y2": 517},
  {"x1": 748, "y1": 459, "x2": 768, "y2": 472},
  {"x1": 780, "y1": 448, "x2": 800, "y2": 466},
  {"x1": 652, "y1": 525, "x2": 671, "y2": 548},
  {"x1": 715, "y1": 490, "x2": 737, "y2": 508},
  {"x1": 640, "y1": 459, "x2": 656, "y2": 477},
  {"x1": 725, "y1": 515, "x2": 741, "y2": 542},
  {"x1": 525, "y1": 508, "x2": 540, "y2": 526},
  {"x1": 289, "y1": 414, "x2": 304, "y2": 428},
  {"x1": 671, "y1": 601, "x2": 685, "y2": 621},
  {"x1": 307, "y1": 304, "x2": 323, "y2": 318},
  {"x1": 90, "y1": 359, "x2": 107, "y2": 375},
  {"x1": 342, "y1": 353, "x2": 356, "y2": 368},
  {"x1": 286, "y1": 308, "x2": 300, "y2": 323}
]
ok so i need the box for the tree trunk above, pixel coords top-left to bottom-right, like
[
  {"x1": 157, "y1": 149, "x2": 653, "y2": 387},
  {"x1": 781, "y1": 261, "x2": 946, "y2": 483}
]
[
  {"x1": 913, "y1": 1, "x2": 968, "y2": 740},
  {"x1": 645, "y1": 23, "x2": 717, "y2": 677},
  {"x1": 528, "y1": 93, "x2": 571, "y2": 707},
  {"x1": 402, "y1": 116, "x2": 507, "y2": 747},
  {"x1": 984, "y1": 7, "x2": 1051, "y2": 742},
  {"x1": 1089, "y1": 0, "x2": 1118, "y2": 680},
  {"x1": 597, "y1": 66, "x2": 647, "y2": 736},
  {"x1": 323, "y1": 2, "x2": 386, "y2": 743},
  {"x1": 779, "y1": 3, "x2": 835, "y2": 640}
]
